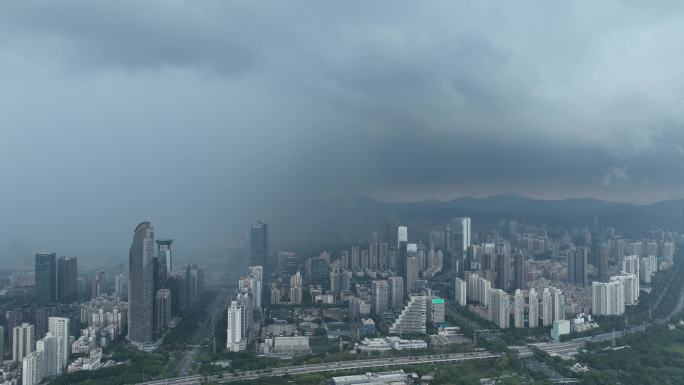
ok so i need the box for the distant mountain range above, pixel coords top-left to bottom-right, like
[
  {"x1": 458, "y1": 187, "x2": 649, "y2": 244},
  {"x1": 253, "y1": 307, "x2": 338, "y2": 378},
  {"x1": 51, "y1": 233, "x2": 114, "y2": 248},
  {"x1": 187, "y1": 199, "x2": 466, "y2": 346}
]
[{"x1": 273, "y1": 194, "x2": 684, "y2": 246}]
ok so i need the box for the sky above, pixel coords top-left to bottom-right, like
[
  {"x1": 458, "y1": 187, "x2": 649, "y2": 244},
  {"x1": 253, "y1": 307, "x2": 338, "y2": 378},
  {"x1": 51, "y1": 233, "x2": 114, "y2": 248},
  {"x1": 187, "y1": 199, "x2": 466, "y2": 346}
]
[{"x1": 2, "y1": 1, "x2": 684, "y2": 265}]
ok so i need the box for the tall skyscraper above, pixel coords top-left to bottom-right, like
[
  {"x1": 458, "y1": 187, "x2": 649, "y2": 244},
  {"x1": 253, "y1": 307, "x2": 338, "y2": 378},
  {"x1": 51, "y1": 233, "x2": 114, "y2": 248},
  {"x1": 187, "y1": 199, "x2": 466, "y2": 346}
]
[
  {"x1": 13, "y1": 323, "x2": 35, "y2": 363},
  {"x1": 47, "y1": 317, "x2": 69, "y2": 372},
  {"x1": 35, "y1": 253, "x2": 57, "y2": 304},
  {"x1": 567, "y1": 247, "x2": 588, "y2": 285},
  {"x1": 397, "y1": 226, "x2": 408, "y2": 248},
  {"x1": 528, "y1": 288, "x2": 538, "y2": 328},
  {"x1": 36, "y1": 333, "x2": 59, "y2": 376},
  {"x1": 0, "y1": 326, "x2": 4, "y2": 361},
  {"x1": 454, "y1": 278, "x2": 467, "y2": 306},
  {"x1": 226, "y1": 300, "x2": 244, "y2": 352},
  {"x1": 405, "y1": 256, "x2": 419, "y2": 293},
  {"x1": 513, "y1": 254, "x2": 525, "y2": 290},
  {"x1": 389, "y1": 277, "x2": 404, "y2": 308},
  {"x1": 488, "y1": 289, "x2": 509, "y2": 329},
  {"x1": 156, "y1": 239, "x2": 173, "y2": 278},
  {"x1": 56, "y1": 257, "x2": 78, "y2": 304},
  {"x1": 155, "y1": 289, "x2": 172, "y2": 331},
  {"x1": 450, "y1": 217, "x2": 471, "y2": 274},
  {"x1": 542, "y1": 288, "x2": 552, "y2": 327},
  {"x1": 128, "y1": 221, "x2": 155, "y2": 350},
  {"x1": 371, "y1": 280, "x2": 389, "y2": 315},
  {"x1": 514, "y1": 289, "x2": 524, "y2": 328},
  {"x1": 250, "y1": 221, "x2": 268, "y2": 269},
  {"x1": 496, "y1": 254, "x2": 511, "y2": 291}
]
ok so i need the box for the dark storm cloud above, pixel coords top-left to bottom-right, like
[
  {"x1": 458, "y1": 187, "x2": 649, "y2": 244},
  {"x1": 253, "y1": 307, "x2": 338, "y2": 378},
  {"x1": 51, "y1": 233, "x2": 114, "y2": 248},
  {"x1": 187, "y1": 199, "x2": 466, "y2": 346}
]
[{"x1": 2, "y1": 0, "x2": 684, "y2": 264}]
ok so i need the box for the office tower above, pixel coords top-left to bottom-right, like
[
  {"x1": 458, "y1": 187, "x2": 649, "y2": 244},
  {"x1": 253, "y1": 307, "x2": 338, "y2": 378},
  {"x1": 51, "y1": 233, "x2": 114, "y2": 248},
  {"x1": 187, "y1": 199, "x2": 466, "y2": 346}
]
[
  {"x1": 56, "y1": 257, "x2": 78, "y2": 304},
  {"x1": 389, "y1": 277, "x2": 404, "y2": 308},
  {"x1": 115, "y1": 273, "x2": 127, "y2": 299},
  {"x1": 309, "y1": 257, "x2": 330, "y2": 290},
  {"x1": 397, "y1": 226, "x2": 408, "y2": 248},
  {"x1": 35, "y1": 253, "x2": 57, "y2": 304},
  {"x1": 389, "y1": 295, "x2": 427, "y2": 335},
  {"x1": 92, "y1": 270, "x2": 105, "y2": 299},
  {"x1": 450, "y1": 218, "x2": 471, "y2": 274},
  {"x1": 488, "y1": 289, "x2": 509, "y2": 329},
  {"x1": 496, "y1": 254, "x2": 511, "y2": 291},
  {"x1": 592, "y1": 280, "x2": 625, "y2": 316},
  {"x1": 454, "y1": 278, "x2": 467, "y2": 306},
  {"x1": 568, "y1": 247, "x2": 588, "y2": 285},
  {"x1": 22, "y1": 351, "x2": 44, "y2": 385},
  {"x1": 36, "y1": 333, "x2": 59, "y2": 376},
  {"x1": 47, "y1": 317, "x2": 68, "y2": 372},
  {"x1": 185, "y1": 264, "x2": 205, "y2": 303},
  {"x1": 34, "y1": 307, "x2": 58, "y2": 339},
  {"x1": 339, "y1": 250, "x2": 349, "y2": 269},
  {"x1": 550, "y1": 287, "x2": 565, "y2": 321},
  {"x1": 226, "y1": 300, "x2": 244, "y2": 352},
  {"x1": 371, "y1": 280, "x2": 389, "y2": 315},
  {"x1": 289, "y1": 272, "x2": 303, "y2": 304},
  {"x1": 156, "y1": 239, "x2": 173, "y2": 281},
  {"x1": 13, "y1": 323, "x2": 35, "y2": 362},
  {"x1": 329, "y1": 266, "x2": 341, "y2": 294},
  {"x1": 249, "y1": 266, "x2": 263, "y2": 309},
  {"x1": 542, "y1": 288, "x2": 552, "y2": 327},
  {"x1": 128, "y1": 221, "x2": 155, "y2": 350},
  {"x1": 405, "y1": 256, "x2": 419, "y2": 293},
  {"x1": 528, "y1": 288, "x2": 538, "y2": 328},
  {"x1": 611, "y1": 274, "x2": 639, "y2": 305},
  {"x1": 250, "y1": 221, "x2": 269, "y2": 270},
  {"x1": 514, "y1": 289, "x2": 524, "y2": 328},
  {"x1": 155, "y1": 289, "x2": 171, "y2": 331},
  {"x1": 598, "y1": 242, "x2": 610, "y2": 282},
  {"x1": 431, "y1": 298, "x2": 445, "y2": 323},
  {"x1": 513, "y1": 254, "x2": 525, "y2": 290},
  {"x1": 270, "y1": 288, "x2": 281, "y2": 305}
]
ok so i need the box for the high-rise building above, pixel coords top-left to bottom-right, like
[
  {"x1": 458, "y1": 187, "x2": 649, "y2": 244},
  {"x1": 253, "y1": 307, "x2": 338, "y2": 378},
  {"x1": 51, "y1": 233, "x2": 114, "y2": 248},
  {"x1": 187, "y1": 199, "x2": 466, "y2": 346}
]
[
  {"x1": 496, "y1": 254, "x2": 511, "y2": 291},
  {"x1": 397, "y1": 226, "x2": 408, "y2": 248},
  {"x1": 405, "y1": 256, "x2": 419, "y2": 293},
  {"x1": 36, "y1": 333, "x2": 59, "y2": 377},
  {"x1": 513, "y1": 254, "x2": 525, "y2": 290},
  {"x1": 351, "y1": 246, "x2": 360, "y2": 270},
  {"x1": 542, "y1": 288, "x2": 552, "y2": 327},
  {"x1": 226, "y1": 300, "x2": 245, "y2": 352},
  {"x1": 568, "y1": 247, "x2": 588, "y2": 285},
  {"x1": 528, "y1": 288, "x2": 538, "y2": 328},
  {"x1": 156, "y1": 239, "x2": 173, "y2": 280},
  {"x1": 450, "y1": 217, "x2": 471, "y2": 274},
  {"x1": 488, "y1": 289, "x2": 509, "y2": 329},
  {"x1": 550, "y1": 287, "x2": 565, "y2": 321},
  {"x1": 128, "y1": 221, "x2": 155, "y2": 350},
  {"x1": 270, "y1": 288, "x2": 281, "y2": 305},
  {"x1": 13, "y1": 323, "x2": 35, "y2": 363},
  {"x1": 454, "y1": 278, "x2": 467, "y2": 306},
  {"x1": 0, "y1": 326, "x2": 4, "y2": 361},
  {"x1": 35, "y1": 253, "x2": 57, "y2": 304},
  {"x1": 22, "y1": 351, "x2": 44, "y2": 385},
  {"x1": 389, "y1": 295, "x2": 427, "y2": 335},
  {"x1": 592, "y1": 280, "x2": 625, "y2": 316},
  {"x1": 431, "y1": 298, "x2": 445, "y2": 323},
  {"x1": 611, "y1": 274, "x2": 639, "y2": 305},
  {"x1": 389, "y1": 277, "x2": 404, "y2": 308},
  {"x1": 289, "y1": 271, "x2": 303, "y2": 304},
  {"x1": 155, "y1": 289, "x2": 172, "y2": 331},
  {"x1": 47, "y1": 317, "x2": 69, "y2": 372},
  {"x1": 250, "y1": 221, "x2": 269, "y2": 270},
  {"x1": 371, "y1": 280, "x2": 389, "y2": 315},
  {"x1": 56, "y1": 257, "x2": 78, "y2": 304},
  {"x1": 598, "y1": 242, "x2": 610, "y2": 282},
  {"x1": 34, "y1": 306, "x2": 58, "y2": 339},
  {"x1": 514, "y1": 289, "x2": 524, "y2": 328}
]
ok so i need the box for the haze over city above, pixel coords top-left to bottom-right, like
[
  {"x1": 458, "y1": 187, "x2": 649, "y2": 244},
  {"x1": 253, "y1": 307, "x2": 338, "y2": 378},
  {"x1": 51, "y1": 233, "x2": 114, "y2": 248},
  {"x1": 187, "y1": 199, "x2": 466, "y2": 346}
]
[{"x1": 2, "y1": 2, "x2": 684, "y2": 261}]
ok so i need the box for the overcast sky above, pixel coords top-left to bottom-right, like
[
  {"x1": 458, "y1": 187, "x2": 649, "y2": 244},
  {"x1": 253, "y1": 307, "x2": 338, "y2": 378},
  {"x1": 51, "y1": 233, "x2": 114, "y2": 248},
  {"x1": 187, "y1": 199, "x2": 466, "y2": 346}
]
[{"x1": 2, "y1": 1, "x2": 684, "y2": 265}]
